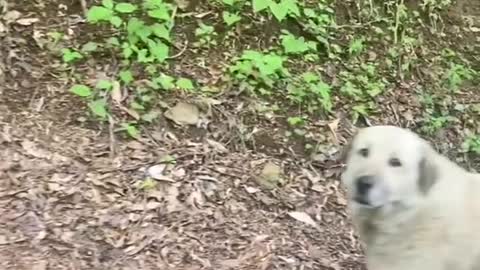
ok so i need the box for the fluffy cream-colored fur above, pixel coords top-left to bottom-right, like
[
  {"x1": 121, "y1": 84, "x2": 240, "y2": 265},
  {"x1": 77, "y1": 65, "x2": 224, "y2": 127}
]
[{"x1": 341, "y1": 125, "x2": 480, "y2": 270}]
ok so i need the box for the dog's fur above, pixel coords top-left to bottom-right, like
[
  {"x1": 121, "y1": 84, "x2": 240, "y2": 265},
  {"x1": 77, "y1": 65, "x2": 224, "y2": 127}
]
[{"x1": 341, "y1": 125, "x2": 480, "y2": 270}]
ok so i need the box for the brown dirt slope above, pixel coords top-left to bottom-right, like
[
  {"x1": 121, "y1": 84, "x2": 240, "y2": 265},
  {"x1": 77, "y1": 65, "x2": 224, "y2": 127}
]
[{"x1": 0, "y1": 0, "x2": 479, "y2": 269}]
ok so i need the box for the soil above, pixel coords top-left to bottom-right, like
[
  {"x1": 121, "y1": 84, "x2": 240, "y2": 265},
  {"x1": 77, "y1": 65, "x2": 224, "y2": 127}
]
[{"x1": 0, "y1": 0, "x2": 479, "y2": 269}]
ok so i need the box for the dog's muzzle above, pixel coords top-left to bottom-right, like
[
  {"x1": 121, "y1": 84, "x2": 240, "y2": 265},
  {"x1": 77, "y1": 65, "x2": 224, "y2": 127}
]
[{"x1": 354, "y1": 175, "x2": 374, "y2": 205}]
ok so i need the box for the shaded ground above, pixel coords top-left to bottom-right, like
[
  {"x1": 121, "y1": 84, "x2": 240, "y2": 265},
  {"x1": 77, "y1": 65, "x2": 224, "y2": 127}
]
[{"x1": 0, "y1": 0, "x2": 479, "y2": 269}]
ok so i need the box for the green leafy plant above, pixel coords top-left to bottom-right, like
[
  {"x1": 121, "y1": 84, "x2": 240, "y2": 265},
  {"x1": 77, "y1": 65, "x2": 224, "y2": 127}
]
[
  {"x1": 421, "y1": 115, "x2": 453, "y2": 135},
  {"x1": 348, "y1": 37, "x2": 365, "y2": 56},
  {"x1": 339, "y1": 63, "x2": 387, "y2": 100},
  {"x1": 300, "y1": 2, "x2": 335, "y2": 46},
  {"x1": 62, "y1": 48, "x2": 83, "y2": 63},
  {"x1": 280, "y1": 30, "x2": 317, "y2": 55},
  {"x1": 223, "y1": 11, "x2": 242, "y2": 26},
  {"x1": 252, "y1": 0, "x2": 300, "y2": 22},
  {"x1": 176, "y1": 78, "x2": 195, "y2": 91},
  {"x1": 462, "y1": 134, "x2": 480, "y2": 154},
  {"x1": 286, "y1": 72, "x2": 333, "y2": 113},
  {"x1": 287, "y1": 116, "x2": 306, "y2": 126},
  {"x1": 194, "y1": 23, "x2": 218, "y2": 47},
  {"x1": 229, "y1": 50, "x2": 289, "y2": 93},
  {"x1": 444, "y1": 63, "x2": 475, "y2": 92},
  {"x1": 87, "y1": 0, "x2": 138, "y2": 27}
]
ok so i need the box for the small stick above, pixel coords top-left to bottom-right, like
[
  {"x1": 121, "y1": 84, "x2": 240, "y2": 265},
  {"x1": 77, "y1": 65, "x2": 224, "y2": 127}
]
[{"x1": 79, "y1": 0, "x2": 88, "y2": 17}]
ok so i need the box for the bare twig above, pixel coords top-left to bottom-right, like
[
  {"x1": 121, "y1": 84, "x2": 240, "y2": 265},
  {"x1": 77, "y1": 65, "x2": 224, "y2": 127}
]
[
  {"x1": 168, "y1": 40, "x2": 189, "y2": 59},
  {"x1": 108, "y1": 115, "x2": 116, "y2": 158},
  {"x1": 79, "y1": 0, "x2": 88, "y2": 17}
]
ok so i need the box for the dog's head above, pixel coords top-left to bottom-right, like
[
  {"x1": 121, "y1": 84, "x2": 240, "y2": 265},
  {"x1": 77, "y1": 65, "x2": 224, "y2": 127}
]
[{"x1": 341, "y1": 125, "x2": 438, "y2": 211}]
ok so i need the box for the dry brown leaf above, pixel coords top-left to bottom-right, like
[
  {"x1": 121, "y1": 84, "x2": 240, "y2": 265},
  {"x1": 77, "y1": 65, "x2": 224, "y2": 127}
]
[
  {"x1": 147, "y1": 164, "x2": 167, "y2": 179},
  {"x1": 206, "y1": 139, "x2": 229, "y2": 153},
  {"x1": 0, "y1": 22, "x2": 6, "y2": 34},
  {"x1": 164, "y1": 102, "x2": 200, "y2": 125},
  {"x1": 16, "y1": 18, "x2": 39, "y2": 25},
  {"x1": 255, "y1": 162, "x2": 283, "y2": 190},
  {"x1": 328, "y1": 118, "x2": 340, "y2": 144},
  {"x1": 288, "y1": 211, "x2": 320, "y2": 229},
  {"x1": 244, "y1": 185, "x2": 260, "y2": 194},
  {"x1": 32, "y1": 260, "x2": 48, "y2": 270},
  {"x1": 4, "y1": 10, "x2": 21, "y2": 23},
  {"x1": 111, "y1": 80, "x2": 122, "y2": 103},
  {"x1": 21, "y1": 140, "x2": 51, "y2": 159}
]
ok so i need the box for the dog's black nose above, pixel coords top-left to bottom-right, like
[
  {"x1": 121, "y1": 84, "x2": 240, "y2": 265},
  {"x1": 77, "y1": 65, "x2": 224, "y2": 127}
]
[{"x1": 356, "y1": 175, "x2": 374, "y2": 196}]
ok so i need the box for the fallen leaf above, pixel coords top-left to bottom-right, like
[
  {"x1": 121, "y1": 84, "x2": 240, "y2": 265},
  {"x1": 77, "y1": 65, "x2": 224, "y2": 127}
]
[
  {"x1": 255, "y1": 162, "x2": 283, "y2": 190},
  {"x1": 328, "y1": 118, "x2": 340, "y2": 144},
  {"x1": 206, "y1": 139, "x2": 229, "y2": 153},
  {"x1": 111, "y1": 80, "x2": 122, "y2": 103},
  {"x1": 4, "y1": 11, "x2": 21, "y2": 23},
  {"x1": 21, "y1": 140, "x2": 51, "y2": 159},
  {"x1": 164, "y1": 102, "x2": 200, "y2": 125},
  {"x1": 32, "y1": 260, "x2": 47, "y2": 270},
  {"x1": 470, "y1": 27, "x2": 480, "y2": 32},
  {"x1": 0, "y1": 22, "x2": 6, "y2": 34},
  {"x1": 288, "y1": 211, "x2": 320, "y2": 229},
  {"x1": 311, "y1": 183, "x2": 326, "y2": 193},
  {"x1": 147, "y1": 164, "x2": 166, "y2": 178},
  {"x1": 16, "y1": 18, "x2": 39, "y2": 26},
  {"x1": 146, "y1": 165, "x2": 175, "y2": 182},
  {"x1": 244, "y1": 185, "x2": 260, "y2": 194}
]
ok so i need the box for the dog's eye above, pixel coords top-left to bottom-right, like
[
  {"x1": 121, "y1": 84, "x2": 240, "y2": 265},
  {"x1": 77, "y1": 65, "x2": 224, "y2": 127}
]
[
  {"x1": 389, "y1": 158, "x2": 402, "y2": 167},
  {"x1": 358, "y1": 148, "x2": 369, "y2": 157}
]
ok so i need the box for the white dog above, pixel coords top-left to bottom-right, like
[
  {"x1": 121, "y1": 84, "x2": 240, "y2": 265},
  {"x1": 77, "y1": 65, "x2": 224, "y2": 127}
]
[{"x1": 341, "y1": 125, "x2": 480, "y2": 270}]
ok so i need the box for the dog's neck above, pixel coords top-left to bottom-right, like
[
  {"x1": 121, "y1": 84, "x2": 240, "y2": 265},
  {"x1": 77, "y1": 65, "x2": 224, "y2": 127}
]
[{"x1": 351, "y1": 198, "x2": 425, "y2": 246}]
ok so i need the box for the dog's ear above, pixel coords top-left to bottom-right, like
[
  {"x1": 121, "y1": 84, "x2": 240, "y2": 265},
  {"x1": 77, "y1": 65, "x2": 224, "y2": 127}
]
[{"x1": 418, "y1": 144, "x2": 438, "y2": 195}]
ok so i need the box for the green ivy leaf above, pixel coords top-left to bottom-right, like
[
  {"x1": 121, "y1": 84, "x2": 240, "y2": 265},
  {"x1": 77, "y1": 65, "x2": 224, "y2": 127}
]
[
  {"x1": 311, "y1": 81, "x2": 332, "y2": 112},
  {"x1": 349, "y1": 38, "x2": 365, "y2": 55},
  {"x1": 110, "y1": 16, "x2": 123, "y2": 27},
  {"x1": 106, "y1": 37, "x2": 120, "y2": 46},
  {"x1": 70, "y1": 84, "x2": 92, "y2": 97},
  {"x1": 115, "y1": 3, "x2": 138, "y2": 13},
  {"x1": 269, "y1": 2, "x2": 288, "y2": 21},
  {"x1": 81, "y1": 41, "x2": 98, "y2": 53},
  {"x1": 176, "y1": 78, "x2": 194, "y2": 90},
  {"x1": 102, "y1": 0, "x2": 114, "y2": 9},
  {"x1": 62, "y1": 49, "x2": 83, "y2": 63},
  {"x1": 252, "y1": 0, "x2": 270, "y2": 12},
  {"x1": 138, "y1": 177, "x2": 157, "y2": 190},
  {"x1": 96, "y1": 80, "x2": 113, "y2": 90},
  {"x1": 137, "y1": 48, "x2": 153, "y2": 63},
  {"x1": 241, "y1": 50, "x2": 263, "y2": 60},
  {"x1": 222, "y1": 11, "x2": 241, "y2": 26},
  {"x1": 148, "y1": 8, "x2": 170, "y2": 21},
  {"x1": 151, "y1": 23, "x2": 171, "y2": 41},
  {"x1": 121, "y1": 123, "x2": 140, "y2": 138},
  {"x1": 86, "y1": 6, "x2": 113, "y2": 23},
  {"x1": 119, "y1": 70, "x2": 134, "y2": 84},
  {"x1": 157, "y1": 74, "x2": 175, "y2": 90},
  {"x1": 122, "y1": 45, "x2": 134, "y2": 59},
  {"x1": 281, "y1": 34, "x2": 310, "y2": 54},
  {"x1": 127, "y1": 17, "x2": 145, "y2": 35},
  {"x1": 222, "y1": 0, "x2": 235, "y2": 6},
  {"x1": 148, "y1": 40, "x2": 169, "y2": 62},
  {"x1": 302, "y1": 72, "x2": 319, "y2": 83},
  {"x1": 282, "y1": 0, "x2": 300, "y2": 16},
  {"x1": 144, "y1": 0, "x2": 167, "y2": 9},
  {"x1": 88, "y1": 99, "x2": 108, "y2": 118}
]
